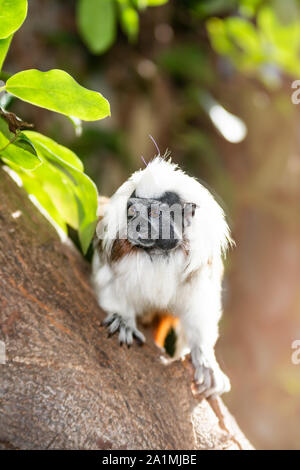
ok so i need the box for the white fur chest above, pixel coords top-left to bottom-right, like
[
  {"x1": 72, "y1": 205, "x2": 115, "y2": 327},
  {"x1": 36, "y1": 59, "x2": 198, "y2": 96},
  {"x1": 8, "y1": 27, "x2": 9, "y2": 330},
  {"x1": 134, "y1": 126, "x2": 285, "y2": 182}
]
[
  {"x1": 92, "y1": 248, "x2": 187, "y2": 318},
  {"x1": 113, "y1": 249, "x2": 186, "y2": 314}
]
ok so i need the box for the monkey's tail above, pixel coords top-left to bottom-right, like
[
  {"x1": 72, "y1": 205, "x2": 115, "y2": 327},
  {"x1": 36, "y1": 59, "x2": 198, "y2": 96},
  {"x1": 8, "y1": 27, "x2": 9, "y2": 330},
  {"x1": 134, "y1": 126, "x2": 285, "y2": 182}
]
[{"x1": 154, "y1": 313, "x2": 179, "y2": 348}]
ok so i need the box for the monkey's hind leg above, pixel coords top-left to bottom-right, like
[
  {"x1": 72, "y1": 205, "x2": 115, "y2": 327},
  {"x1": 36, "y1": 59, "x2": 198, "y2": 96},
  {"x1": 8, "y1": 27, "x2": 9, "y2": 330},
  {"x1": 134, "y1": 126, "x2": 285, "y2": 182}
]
[{"x1": 191, "y1": 347, "x2": 231, "y2": 398}]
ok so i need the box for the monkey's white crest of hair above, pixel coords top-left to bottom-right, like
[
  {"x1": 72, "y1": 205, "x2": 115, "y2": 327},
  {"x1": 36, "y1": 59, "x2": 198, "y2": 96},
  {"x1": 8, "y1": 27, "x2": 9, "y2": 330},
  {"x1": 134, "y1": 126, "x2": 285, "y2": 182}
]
[{"x1": 98, "y1": 156, "x2": 232, "y2": 270}]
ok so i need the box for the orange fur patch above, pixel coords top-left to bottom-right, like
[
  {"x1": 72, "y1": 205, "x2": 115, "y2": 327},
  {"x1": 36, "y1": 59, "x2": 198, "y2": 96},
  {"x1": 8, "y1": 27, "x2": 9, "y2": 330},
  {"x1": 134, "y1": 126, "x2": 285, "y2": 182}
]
[{"x1": 154, "y1": 313, "x2": 179, "y2": 348}]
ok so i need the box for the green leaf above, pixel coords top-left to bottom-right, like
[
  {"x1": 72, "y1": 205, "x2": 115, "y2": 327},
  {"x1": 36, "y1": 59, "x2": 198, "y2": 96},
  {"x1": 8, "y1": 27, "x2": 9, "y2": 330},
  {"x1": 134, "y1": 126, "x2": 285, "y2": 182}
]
[
  {"x1": 0, "y1": 136, "x2": 41, "y2": 170},
  {"x1": 15, "y1": 167, "x2": 68, "y2": 233},
  {"x1": 134, "y1": 0, "x2": 168, "y2": 6},
  {"x1": 0, "y1": 114, "x2": 11, "y2": 138},
  {"x1": 14, "y1": 134, "x2": 38, "y2": 157},
  {"x1": 0, "y1": 34, "x2": 13, "y2": 71},
  {"x1": 24, "y1": 131, "x2": 98, "y2": 253},
  {"x1": 0, "y1": 0, "x2": 28, "y2": 39},
  {"x1": 79, "y1": 218, "x2": 97, "y2": 255},
  {"x1": 26, "y1": 160, "x2": 79, "y2": 229},
  {"x1": 77, "y1": 0, "x2": 116, "y2": 54},
  {"x1": 142, "y1": 0, "x2": 168, "y2": 5},
  {"x1": 0, "y1": 119, "x2": 41, "y2": 170},
  {"x1": 24, "y1": 131, "x2": 84, "y2": 171},
  {"x1": 5, "y1": 69, "x2": 111, "y2": 121},
  {"x1": 120, "y1": 5, "x2": 139, "y2": 41}
]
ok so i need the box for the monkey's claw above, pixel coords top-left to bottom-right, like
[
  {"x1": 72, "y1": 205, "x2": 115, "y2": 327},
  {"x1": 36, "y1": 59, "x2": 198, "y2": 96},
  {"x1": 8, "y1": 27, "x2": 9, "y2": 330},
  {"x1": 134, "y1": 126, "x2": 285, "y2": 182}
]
[
  {"x1": 102, "y1": 313, "x2": 146, "y2": 346},
  {"x1": 191, "y1": 348, "x2": 231, "y2": 398}
]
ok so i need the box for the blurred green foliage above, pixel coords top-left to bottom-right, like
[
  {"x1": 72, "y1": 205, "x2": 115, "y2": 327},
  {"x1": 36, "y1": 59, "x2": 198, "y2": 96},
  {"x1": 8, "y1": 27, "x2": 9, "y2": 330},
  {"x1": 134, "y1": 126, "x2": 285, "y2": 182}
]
[
  {"x1": 207, "y1": 4, "x2": 300, "y2": 83},
  {"x1": 77, "y1": 0, "x2": 168, "y2": 53},
  {"x1": 158, "y1": 44, "x2": 214, "y2": 83}
]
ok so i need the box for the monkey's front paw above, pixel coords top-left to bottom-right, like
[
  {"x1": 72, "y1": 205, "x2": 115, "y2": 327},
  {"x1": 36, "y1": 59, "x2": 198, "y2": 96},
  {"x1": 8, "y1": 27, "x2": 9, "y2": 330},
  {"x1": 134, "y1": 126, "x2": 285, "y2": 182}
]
[
  {"x1": 102, "y1": 313, "x2": 146, "y2": 346},
  {"x1": 191, "y1": 349, "x2": 231, "y2": 398}
]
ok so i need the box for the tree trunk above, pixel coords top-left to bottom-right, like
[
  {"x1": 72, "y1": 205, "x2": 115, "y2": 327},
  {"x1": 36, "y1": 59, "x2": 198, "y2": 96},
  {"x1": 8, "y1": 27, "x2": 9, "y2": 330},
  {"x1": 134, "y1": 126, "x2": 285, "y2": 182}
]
[{"x1": 0, "y1": 168, "x2": 252, "y2": 450}]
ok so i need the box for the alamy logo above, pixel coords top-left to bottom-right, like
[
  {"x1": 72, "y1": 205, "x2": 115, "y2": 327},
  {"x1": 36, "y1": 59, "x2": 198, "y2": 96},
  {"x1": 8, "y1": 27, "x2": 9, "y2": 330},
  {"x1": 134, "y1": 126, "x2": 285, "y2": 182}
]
[
  {"x1": 291, "y1": 340, "x2": 300, "y2": 365},
  {"x1": 291, "y1": 80, "x2": 300, "y2": 104},
  {"x1": 96, "y1": 195, "x2": 196, "y2": 242}
]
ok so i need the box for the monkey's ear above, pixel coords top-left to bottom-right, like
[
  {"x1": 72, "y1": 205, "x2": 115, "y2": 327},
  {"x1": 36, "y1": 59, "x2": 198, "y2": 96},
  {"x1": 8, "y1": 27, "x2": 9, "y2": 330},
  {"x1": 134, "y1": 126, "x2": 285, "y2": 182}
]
[{"x1": 183, "y1": 203, "x2": 196, "y2": 227}]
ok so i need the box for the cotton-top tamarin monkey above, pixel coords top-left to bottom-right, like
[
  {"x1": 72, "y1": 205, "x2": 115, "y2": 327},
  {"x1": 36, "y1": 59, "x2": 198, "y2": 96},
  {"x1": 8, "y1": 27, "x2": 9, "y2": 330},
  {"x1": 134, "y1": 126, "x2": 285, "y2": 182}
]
[{"x1": 92, "y1": 155, "x2": 232, "y2": 397}]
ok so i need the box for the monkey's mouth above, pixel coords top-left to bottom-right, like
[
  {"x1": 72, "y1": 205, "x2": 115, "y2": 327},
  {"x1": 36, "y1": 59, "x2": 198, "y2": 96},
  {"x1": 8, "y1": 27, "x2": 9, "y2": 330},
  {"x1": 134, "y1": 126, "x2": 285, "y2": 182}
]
[
  {"x1": 127, "y1": 236, "x2": 155, "y2": 250},
  {"x1": 134, "y1": 237, "x2": 155, "y2": 248},
  {"x1": 127, "y1": 236, "x2": 181, "y2": 253}
]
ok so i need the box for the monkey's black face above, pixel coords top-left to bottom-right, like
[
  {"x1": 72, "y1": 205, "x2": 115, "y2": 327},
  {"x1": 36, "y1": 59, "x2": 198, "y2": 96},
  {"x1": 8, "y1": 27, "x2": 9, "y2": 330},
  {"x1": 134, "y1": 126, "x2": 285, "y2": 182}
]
[{"x1": 127, "y1": 191, "x2": 195, "y2": 252}]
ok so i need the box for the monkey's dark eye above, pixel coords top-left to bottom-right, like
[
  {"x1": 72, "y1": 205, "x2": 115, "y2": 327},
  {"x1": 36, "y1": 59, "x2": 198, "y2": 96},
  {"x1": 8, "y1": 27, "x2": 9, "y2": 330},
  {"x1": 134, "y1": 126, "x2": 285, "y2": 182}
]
[{"x1": 128, "y1": 205, "x2": 137, "y2": 218}]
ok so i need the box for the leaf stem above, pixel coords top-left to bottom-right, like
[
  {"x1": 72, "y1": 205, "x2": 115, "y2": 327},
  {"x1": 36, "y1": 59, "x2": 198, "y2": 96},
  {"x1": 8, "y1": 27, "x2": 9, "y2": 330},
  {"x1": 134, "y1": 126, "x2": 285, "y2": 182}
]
[
  {"x1": 0, "y1": 86, "x2": 6, "y2": 94},
  {"x1": 0, "y1": 134, "x2": 18, "y2": 153}
]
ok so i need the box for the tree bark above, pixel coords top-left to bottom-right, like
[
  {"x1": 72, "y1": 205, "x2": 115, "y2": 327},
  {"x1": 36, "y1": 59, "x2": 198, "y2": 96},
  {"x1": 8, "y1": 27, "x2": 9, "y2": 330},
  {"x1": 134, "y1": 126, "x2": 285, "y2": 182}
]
[{"x1": 0, "y1": 168, "x2": 252, "y2": 450}]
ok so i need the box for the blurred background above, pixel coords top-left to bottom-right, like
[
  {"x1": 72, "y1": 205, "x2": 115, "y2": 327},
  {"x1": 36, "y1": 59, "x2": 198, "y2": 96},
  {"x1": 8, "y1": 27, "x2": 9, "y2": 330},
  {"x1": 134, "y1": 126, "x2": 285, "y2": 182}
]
[{"x1": 4, "y1": 0, "x2": 300, "y2": 449}]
